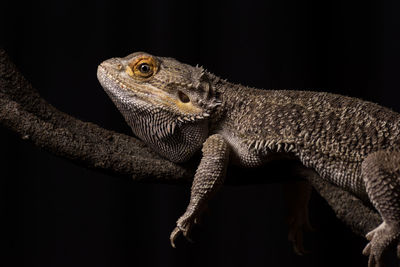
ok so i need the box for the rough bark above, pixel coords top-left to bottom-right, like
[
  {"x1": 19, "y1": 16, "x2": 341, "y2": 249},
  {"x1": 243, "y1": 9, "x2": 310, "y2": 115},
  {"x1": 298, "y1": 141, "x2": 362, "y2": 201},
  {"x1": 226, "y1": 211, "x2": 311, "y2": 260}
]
[
  {"x1": 0, "y1": 48, "x2": 193, "y2": 183},
  {"x1": 0, "y1": 48, "x2": 381, "y2": 237}
]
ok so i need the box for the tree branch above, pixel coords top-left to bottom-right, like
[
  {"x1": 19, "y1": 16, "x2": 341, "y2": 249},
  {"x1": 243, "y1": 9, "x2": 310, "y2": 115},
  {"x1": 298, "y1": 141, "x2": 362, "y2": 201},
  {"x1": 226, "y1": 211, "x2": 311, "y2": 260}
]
[
  {"x1": 0, "y1": 48, "x2": 193, "y2": 183},
  {"x1": 0, "y1": 48, "x2": 381, "y2": 237}
]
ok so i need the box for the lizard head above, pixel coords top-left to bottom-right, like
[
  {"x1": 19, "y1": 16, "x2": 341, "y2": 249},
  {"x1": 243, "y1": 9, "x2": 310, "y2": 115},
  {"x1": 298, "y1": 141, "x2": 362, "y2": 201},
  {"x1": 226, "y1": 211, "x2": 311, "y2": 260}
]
[{"x1": 97, "y1": 52, "x2": 222, "y2": 162}]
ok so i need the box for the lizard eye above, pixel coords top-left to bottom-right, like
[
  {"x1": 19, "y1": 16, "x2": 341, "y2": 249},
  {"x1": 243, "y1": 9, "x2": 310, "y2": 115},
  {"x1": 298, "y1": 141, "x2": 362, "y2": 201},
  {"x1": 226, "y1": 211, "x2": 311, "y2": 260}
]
[
  {"x1": 139, "y1": 63, "x2": 151, "y2": 74},
  {"x1": 128, "y1": 56, "x2": 158, "y2": 78},
  {"x1": 178, "y1": 91, "x2": 190, "y2": 103}
]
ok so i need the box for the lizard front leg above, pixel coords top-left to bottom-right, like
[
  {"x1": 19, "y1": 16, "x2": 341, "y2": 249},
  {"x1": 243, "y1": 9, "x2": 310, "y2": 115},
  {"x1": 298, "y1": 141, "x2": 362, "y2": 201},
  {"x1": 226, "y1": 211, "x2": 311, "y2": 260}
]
[
  {"x1": 361, "y1": 150, "x2": 400, "y2": 267},
  {"x1": 170, "y1": 134, "x2": 230, "y2": 247}
]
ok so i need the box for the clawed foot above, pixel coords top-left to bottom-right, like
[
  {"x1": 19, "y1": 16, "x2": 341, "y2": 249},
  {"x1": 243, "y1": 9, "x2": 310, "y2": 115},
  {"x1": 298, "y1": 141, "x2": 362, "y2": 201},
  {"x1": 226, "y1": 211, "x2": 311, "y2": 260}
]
[
  {"x1": 170, "y1": 210, "x2": 200, "y2": 248},
  {"x1": 362, "y1": 222, "x2": 400, "y2": 267}
]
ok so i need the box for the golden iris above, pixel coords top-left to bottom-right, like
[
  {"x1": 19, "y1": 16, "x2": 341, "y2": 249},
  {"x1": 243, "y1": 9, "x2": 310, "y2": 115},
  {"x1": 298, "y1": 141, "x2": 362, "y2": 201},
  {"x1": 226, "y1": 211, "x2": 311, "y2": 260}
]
[{"x1": 127, "y1": 56, "x2": 158, "y2": 78}]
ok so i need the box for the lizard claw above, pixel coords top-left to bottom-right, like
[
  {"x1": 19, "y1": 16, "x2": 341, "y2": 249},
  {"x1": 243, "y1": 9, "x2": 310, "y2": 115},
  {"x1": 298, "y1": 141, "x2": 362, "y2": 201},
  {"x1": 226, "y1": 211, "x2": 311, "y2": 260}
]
[
  {"x1": 170, "y1": 226, "x2": 193, "y2": 248},
  {"x1": 170, "y1": 211, "x2": 198, "y2": 248},
  {"x1": 362, "y1": 222, "x2": 400, "y2": 267},
  {"x1": 170, "y1": 225, "x2": 194, "y2": 248}
]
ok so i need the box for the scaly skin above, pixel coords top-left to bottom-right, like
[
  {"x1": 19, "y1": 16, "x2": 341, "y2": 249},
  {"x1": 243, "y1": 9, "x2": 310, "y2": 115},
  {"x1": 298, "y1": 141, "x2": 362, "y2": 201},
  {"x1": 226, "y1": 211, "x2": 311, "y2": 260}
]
[{"x1": 97, "y1": 52, "x2": 400, "y2": 266}]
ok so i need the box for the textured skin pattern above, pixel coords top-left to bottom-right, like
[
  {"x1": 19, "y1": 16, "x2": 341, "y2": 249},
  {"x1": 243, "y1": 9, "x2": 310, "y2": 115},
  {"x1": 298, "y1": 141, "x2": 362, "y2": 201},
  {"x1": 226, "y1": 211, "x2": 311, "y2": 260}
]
[{"x1": 97, "y1": 52, "x2": 400, "y2": 266}]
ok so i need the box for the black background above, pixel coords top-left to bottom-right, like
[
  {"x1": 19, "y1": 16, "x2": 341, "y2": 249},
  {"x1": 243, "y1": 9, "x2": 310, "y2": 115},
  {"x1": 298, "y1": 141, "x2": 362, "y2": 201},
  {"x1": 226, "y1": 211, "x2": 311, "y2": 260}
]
[{"x1": 1, "y1": 0, "x2": 400, "y2": 266}]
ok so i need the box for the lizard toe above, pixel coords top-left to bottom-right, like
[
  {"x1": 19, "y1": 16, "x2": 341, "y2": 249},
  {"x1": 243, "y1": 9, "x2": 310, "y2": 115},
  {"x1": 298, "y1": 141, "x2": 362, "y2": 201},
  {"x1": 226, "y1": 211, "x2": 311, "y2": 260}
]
[
  {"x1": 362, "y1": 242, "x2": 371, "y2": 256},
  {"x1": 170, "y1": 227, "x2": 181, "y2": 248},
  {"x1": 363, "y1": 222, "x2": 400, "y2": 267},
  {"x1": 170, "y1": 211, "x2": 199, "y2": 247},
  {"x1": 397, "y1": 241, "x2": 400, "y2": 258},
  {"x1": 169, "y1": 224, "x2": 194, "y2": 248}
]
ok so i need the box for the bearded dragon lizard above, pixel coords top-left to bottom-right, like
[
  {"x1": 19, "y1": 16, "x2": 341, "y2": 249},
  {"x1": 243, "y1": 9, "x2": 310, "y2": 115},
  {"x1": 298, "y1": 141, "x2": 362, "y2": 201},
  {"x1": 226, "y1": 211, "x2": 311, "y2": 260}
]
[{"x1": 97, "y1": 52, "x2": 400, "y2": 266}]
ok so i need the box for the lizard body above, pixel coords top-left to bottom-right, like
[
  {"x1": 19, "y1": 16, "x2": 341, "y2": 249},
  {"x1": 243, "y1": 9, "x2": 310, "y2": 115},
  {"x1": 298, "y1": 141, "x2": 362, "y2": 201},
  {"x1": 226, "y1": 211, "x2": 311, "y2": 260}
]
[{"x1": 97, "y1": 52, "x2": 400, "y2": 266}]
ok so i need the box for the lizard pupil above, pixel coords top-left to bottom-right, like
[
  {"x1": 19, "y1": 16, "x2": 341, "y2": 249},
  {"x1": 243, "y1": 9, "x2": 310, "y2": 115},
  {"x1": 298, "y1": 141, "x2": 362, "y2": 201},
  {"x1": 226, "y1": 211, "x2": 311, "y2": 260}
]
[{"x1": 139, "y1": 63, "x2": 151, "y2": 73}]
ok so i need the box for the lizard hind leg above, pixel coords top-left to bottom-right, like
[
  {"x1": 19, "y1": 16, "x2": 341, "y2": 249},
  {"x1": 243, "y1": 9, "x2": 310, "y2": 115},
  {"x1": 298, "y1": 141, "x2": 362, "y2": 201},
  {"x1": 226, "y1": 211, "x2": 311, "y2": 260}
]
[
  {"x1": 283, "y1": 179, "x2": 313, "y2": 255},
  {"x1": 361, "y1": 150, "x2": 400, "y2": 267}
]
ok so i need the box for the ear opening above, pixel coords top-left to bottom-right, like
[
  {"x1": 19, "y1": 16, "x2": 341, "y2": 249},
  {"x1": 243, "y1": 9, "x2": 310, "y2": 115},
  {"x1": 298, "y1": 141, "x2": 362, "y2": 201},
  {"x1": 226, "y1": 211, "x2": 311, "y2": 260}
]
[{"x1": 178, "y1": 91, "x2": 190, "y2": 103}]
